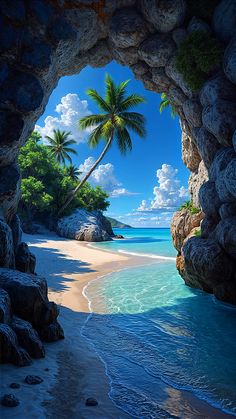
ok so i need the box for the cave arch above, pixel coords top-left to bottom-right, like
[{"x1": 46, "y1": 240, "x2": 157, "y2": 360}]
[{"x1": 0, "y1": 0, "x2": 236, "y2": 307}]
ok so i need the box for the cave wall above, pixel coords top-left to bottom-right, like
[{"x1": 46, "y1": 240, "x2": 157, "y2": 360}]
[{"x1": 0, "y1": 0, "x2": 235, "y2": 316}]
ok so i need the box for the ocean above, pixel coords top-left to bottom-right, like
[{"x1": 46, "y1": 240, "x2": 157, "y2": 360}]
[{"x1": 82, "y1": 228, "x2": 236, "y2": 418}]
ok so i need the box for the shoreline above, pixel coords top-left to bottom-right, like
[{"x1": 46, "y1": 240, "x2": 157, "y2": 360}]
[{"x1": 0, "y1": 231, "x2": 234, "y2": 418}]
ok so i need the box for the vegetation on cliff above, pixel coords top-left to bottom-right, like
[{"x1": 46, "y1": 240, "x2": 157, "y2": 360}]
[
  {"x1": 159, "y1": 93, "x2": 177, "y2": 117},
  {"x1": 179, "y1": 201, "x2": 200, "y2": 215},
  {"x1": 175, "y1": 30, "x2": 223, "y2": 90}
]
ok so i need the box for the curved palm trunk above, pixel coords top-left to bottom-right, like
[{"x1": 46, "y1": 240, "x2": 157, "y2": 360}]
[{"x1": 58, "y1": 135, "x2": 113, "y2": 216}]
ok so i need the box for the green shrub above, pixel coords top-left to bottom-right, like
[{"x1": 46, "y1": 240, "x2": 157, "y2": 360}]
[
  {"x1": 18, "y1": 135, "x2": 110, "y2": 228},
  {"x1": 175, "y1": 31, "x2": 223, "y2": 91},
  {"x1": 180, "y1": 201, "x2": 200, "y2": 215},
  {"x1": 194, "y1": 229, "x2": 202, "y2": 237},
  {"x1": 186, "y1": 0, "x2": 220, "y2": 20}
]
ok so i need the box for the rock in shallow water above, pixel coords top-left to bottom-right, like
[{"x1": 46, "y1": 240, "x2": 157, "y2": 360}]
[
  {"x1": 25, "y1": 375, "x2": 43, "y2": 385},
  {"x1": 1, "y1": 394, "x2": 19, "y2": 407},
  {"x1": 86, "y1": 398, "x2": 98, "y2": 407},
  {"x1": 9, "y1": 383, "x2": 20, "y2": 389}
]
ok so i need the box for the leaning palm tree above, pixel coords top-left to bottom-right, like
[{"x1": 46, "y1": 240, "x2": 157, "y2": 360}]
[
  {"x1": 66, "y1": 164, "x2": 81, "y2": 181},
  {"x1": 46, "y1": 129, "x2": 77, "y2": 165},
  {"x1": 59, "y1": 74, "x2": 146, "y2": 214},
  {"x1": 159, "y1": 93, "x2": 177, "y2": 118}
]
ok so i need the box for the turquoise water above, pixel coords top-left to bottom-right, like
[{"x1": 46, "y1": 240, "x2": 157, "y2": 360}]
[
  {"x1": 91, "y1": 228, "x2": 176, "y2": 258},
  {"x1": 82, "y1": 228, "x2": 236, "y2": 418}
]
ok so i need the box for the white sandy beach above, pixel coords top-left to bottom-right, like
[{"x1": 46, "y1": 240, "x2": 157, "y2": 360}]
[{"x1": 0, "y1": 232, "x2": 234, "y2": 418}]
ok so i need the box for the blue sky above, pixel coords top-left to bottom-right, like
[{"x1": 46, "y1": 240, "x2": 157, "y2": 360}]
[{"x1": 36, "y1": 61, "x2": 189, "y2": 227}]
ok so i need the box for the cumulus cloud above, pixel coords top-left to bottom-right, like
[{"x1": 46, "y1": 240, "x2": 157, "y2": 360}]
[
  {"x1": 151, "y1": 164, "x2": 188, "y2": 209},
  {"x1": 79, "y1": 157, "x2": 139, "y2": 197},
  {"x1": 138, "y1": 164, "x2": 188, "y2": 212},
  {"x1": 35, "y1": 93, "x2": 92, "y2": 143},
  {"x1": 137, "y1": 200, "x2": 150, "y2": 211},
  {"x1": 111, "y1": 188, "x2": 140, "y2": 198}
]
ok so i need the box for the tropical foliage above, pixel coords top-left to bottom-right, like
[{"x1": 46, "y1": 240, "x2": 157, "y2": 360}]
[
  {"x1": 175, "y1": 31, "x2": 223, "y2": 91},
  {"x1": 180, "y1": 200, "x2": 200, "y2": 215},
  {"x1": 66, "y1": 165, "x2": 81, "y2": 181},
  {"x1": 46, "y1": 129, "x2": 77, "y2": 165},
  {"x1": 19, "y1": 134, "x2": 109, "y2": 230},
  {"x1": 159, "y1": 93, "x2": 177, "y2": 118},
  {"x1": 59, "y1": 74, "x2": 146, "y2": 214}
]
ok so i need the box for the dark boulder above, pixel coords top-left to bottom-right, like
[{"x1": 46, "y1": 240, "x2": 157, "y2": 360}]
[
  {"x1": 0, "y1": 324, "x2": 31, "y2": 366},
  {"x1": 0, "y1": 269, "x2": 61, "y2": 331},
  {"x1": 15, "y1": 242, "x2": 36, "y2": 274},
  {"x1": 11, "y1": 316, "x2": 45, "y2": 358},
  {"x1": 182, "y1": 236, "x2": 233, "y2": 292},
  {"x1": 0, "y1": 288, "x2": 11, "y2": 324},
  {"x1": 38, "y1": 320, "x2": 64, "y2": 342},
  {"x1": 1, "y1": 394, "x2": 20, "y2": 407}
]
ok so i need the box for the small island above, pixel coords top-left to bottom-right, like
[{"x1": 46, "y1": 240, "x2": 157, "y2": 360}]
[{"x1": 106, "y1": 217, "x2": 132, "y2": 229}]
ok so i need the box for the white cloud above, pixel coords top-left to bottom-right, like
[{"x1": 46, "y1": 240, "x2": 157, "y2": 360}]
[
  {"x1": 79, "y1": 157, "x2": 138, "y2": 197},
  {"x1": 138, "y1": 164, "x2": 188, "y2": 212},
  {"x1": 111, "y1": 188, "x2": 140, "y2": 198},
  {"x1": 151, "y1": 164, "x2": 188, "y2": 209},
  {"x1": 131, "y1": 164, "x2": 189, "y2": 227},
  {"x1": 137, "y1": 200, "x2": 150, "y2": 211},
  {"x1": 35, "y1": 93, "x2": 92, "y2": 143}
]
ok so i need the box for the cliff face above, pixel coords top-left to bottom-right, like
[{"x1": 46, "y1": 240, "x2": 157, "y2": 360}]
[
  {"x1": 0, "y1": 0, "x2": 236, "y2": 364},
  {"x1": 57, "y1": 209, "x2": 115, "y2": 242}
]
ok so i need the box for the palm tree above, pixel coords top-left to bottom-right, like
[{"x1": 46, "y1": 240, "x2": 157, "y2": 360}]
[
  {"x1": 159, "y1": 93, "x2": 177, "y2": 118},
  {"x1": 59, "y1": 74, "x2": 146, "y2": 215},
  {"x1": 66, "y1": 165, "x2": 81, "y2": 181},
  {"x1": 46, "y1": 129, "x2": 77, "y2": 165}
]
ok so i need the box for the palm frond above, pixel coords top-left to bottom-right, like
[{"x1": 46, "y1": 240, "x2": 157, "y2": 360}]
[
  {"x1": 79, "y1": 114, "x2": 108, "y2": 129},
  {"x1": 87, "y1": 123, "x2": 105, "y2": 149},
  {"x1": 105, "y1": 74, "x2": 117, "y2": 109},
  {"x1": 121, "y1": 117, "x2": 146, "y2": 138},
  {"x1": 87, "y1": 88, "x2": 112, "y2": 112},
  {"x1": 116, "y1": 79, "x2": 130, "y2": 106},
  {"x1": 119, "y1": 94, "x2": 145, "y2": 111},
  {"x1": 119, "y1": 111, "x2": 145, "y2": 125},
  {"x1": 63, "y1": 139, "x2": 77, "y2": 146},
  {"x1": 159, "y1": 99, "x2": 170, "y2": 113},
  {"x1": 116, "y1": 127, "x2": 132, "y2": 155},
  {"x1": 64, "y1": 147, "x2": 77, "y2": 155}
]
